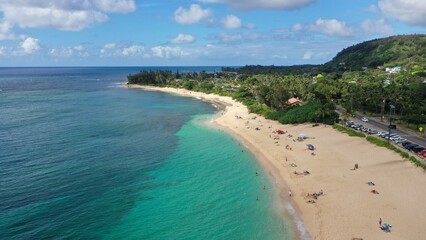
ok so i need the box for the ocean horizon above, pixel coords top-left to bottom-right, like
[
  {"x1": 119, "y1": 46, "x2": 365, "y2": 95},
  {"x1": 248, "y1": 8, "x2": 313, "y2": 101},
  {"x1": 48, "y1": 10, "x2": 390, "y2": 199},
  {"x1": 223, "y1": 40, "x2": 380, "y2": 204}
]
[{"x1": 0, "y1": 67, "x2": 294, "y2": 239}]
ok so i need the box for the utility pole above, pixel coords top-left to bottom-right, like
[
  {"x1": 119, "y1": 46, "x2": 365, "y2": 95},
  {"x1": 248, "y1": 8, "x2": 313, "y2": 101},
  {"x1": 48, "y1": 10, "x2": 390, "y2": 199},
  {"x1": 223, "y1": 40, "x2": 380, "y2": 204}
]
[{"x1": 388, "y1": 105, "x2": 395, "y2": 142}]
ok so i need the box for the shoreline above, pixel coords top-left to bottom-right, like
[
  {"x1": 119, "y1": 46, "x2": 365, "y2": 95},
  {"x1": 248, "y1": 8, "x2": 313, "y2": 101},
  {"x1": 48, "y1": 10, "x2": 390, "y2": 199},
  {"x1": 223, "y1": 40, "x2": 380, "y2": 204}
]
[{"x1": 125, "y1": 84, "x2": 426, "y2": 240}]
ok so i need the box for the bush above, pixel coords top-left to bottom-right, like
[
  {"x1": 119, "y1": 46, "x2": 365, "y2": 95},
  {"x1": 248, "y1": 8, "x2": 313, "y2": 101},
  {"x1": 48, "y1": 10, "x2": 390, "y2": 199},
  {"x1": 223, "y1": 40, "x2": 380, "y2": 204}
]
[
  {"x1": 400, "y1": 152, "x2": 410, "y2": 159},
  {"x1": 333, "y1": 124, "x2": 366, "y2": 137},
  {"x1": 278, "y1": 101, "x2": 334, "y2": 124},
  {"x1": 265, "y1": 111, "x2": 285, "y2": 121},
  {"x1": 366, "y1": 136, "x2": 426, "y2": 170}
]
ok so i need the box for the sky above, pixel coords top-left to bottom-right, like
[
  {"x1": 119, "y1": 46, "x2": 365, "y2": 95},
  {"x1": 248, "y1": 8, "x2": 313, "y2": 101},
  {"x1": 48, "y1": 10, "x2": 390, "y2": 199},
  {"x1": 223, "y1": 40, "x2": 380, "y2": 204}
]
[{"x1": 0, "y1": 0, "x2": 425, "y2": 66}]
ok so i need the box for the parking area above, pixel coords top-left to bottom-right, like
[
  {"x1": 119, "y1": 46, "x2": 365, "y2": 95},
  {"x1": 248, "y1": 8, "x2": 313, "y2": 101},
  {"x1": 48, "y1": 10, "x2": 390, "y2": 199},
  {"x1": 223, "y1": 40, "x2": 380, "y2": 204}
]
[{"x1": 345, "y1": 120, "x2": 426, "y2": 158}]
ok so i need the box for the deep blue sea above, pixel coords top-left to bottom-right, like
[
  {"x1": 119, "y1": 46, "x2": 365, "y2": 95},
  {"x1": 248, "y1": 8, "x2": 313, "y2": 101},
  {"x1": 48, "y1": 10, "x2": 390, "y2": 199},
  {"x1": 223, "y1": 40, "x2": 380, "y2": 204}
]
[{"x1": 0, "y1": 67, "x2": 294, "y2": 239}]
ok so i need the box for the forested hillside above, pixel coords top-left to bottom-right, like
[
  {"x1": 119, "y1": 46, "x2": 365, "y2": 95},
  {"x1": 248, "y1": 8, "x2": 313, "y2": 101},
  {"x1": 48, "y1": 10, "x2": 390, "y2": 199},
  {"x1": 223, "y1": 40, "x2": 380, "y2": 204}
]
[{"x1": 323, "y1": 34, "x2": 426, "y2": 73}]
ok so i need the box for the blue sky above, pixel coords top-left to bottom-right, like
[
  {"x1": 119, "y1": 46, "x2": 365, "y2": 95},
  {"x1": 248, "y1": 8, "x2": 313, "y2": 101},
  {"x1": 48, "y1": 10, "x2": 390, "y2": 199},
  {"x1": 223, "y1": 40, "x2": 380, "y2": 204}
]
[{"x1": 0, "y1": 0, "x2": 424, "y2": 66}]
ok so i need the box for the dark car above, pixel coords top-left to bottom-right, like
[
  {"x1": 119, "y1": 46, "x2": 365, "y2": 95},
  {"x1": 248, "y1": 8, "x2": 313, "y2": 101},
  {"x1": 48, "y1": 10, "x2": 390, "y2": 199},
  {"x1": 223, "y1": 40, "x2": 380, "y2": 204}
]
[
  {"x1": 404, "y1": 143, "x2": 419, "y2": 150},
  {"x1": 411, "y1": 146, "x2": 425, "y2": 153},
  {"x1": 345, "y1": 121, "x2": 354, "y2": 127},
  {"x1": 402, "y1": 141, "x2": 413, "y2": 147}
]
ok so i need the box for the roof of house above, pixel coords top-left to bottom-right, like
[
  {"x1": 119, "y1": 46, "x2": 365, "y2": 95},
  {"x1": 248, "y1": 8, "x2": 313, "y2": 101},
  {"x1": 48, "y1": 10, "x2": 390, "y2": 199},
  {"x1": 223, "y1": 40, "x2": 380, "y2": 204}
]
[{"x1": 288, "y1": 97, "x2": 303, "y2": 104}]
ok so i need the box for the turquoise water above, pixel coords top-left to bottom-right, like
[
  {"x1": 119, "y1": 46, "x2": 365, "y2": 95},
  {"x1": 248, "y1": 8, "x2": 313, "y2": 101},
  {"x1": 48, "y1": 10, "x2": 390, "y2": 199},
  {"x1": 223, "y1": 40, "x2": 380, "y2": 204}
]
[{"x1": 0, "y1": 67, "x2": 294, "y2": 239}]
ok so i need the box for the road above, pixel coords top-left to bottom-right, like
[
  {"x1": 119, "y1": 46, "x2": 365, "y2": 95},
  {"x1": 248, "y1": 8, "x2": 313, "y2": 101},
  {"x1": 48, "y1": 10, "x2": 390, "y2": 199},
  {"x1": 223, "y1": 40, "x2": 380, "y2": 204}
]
[
  {"x1": 357, "y1": 117, "x2": 426, "y2": 147},
  {"x1": 335, "y1": 106, "x2": 426, "y2": 147}
]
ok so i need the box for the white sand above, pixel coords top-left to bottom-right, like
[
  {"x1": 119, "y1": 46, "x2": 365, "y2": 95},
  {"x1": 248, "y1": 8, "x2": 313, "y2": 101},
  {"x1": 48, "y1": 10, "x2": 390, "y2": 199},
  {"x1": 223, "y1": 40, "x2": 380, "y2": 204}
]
[{"x1": 126, "y1": 84, "x2": 426, "y2": 240}]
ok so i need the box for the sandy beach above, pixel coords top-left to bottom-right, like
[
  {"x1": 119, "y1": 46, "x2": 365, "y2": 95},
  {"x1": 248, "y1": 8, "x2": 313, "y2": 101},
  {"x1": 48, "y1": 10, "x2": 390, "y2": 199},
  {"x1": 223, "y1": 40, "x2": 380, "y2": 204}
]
[{"x1": 126, "y1": 84, "x2": 426, "y2": 240}]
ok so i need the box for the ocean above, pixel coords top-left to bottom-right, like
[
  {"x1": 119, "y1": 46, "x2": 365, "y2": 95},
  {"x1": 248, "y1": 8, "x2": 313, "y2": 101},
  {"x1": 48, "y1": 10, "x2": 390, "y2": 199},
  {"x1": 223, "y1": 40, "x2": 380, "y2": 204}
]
[{"x1": 0, "y1": 67, "x2": 294, "y2": 239}]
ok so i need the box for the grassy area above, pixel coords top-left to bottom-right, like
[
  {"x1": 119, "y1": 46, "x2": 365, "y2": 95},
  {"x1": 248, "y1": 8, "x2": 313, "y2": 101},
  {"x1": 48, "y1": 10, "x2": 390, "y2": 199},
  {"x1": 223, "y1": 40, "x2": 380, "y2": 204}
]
[
  {"x1": 332, "y1": 124, "x2": 426, "y2": 170},
  {"x1": 366, "y1": 136, "x2": 426, "y2": 170},
  {"x1": 332, "y1": 124, "x2": 366, "y2": 137}
]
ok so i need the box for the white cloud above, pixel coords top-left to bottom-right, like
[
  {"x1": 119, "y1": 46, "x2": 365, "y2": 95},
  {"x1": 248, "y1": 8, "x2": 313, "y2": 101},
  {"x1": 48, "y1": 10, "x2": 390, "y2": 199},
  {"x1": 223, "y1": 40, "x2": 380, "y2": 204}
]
[
  {"x1": 210, "y1": 32, "x2": 267, "y2": 44},
  {"x1": 49, "y1": 45, "x2": 88, "y2": 58},
  {"x1": 212, "y1": 32, "x2": 242, "y2": 43},
  {"x1": 0, "y1": 0, "x2": 136, "y2": 32},
  {"x1": 361, "y1": 19, "x2": 393, "y2": 36},
  {"x1": 151, "y1": 46, "x2": 189, "y2": 58},
  {"x1": 199, "y1": 0, "x2": 314, "y2": 10},
  {"x1": 378, "y1": 0, "x2": 426, "y2": 27},
  {"x1": 246, "y1": 23, "x2": 256, "y2": 29},
  {"x1": 292, "y1": 23, "x2": 303, "y2": 31},
  {"x1": 0, "y1": 46, "x2": 5, "y2": 55},
  {"x1": 2, "y1": 6, "x2": 108, "y2": 31},
  {"x1": 94, "y1": 0, "x2": 136, "y2": 13},
  {"x1": 222, "y1": 15, "x2": 242, "y2": 29},
  {"x1": 99, "y1": 43, "x2": 149, "y2": 57},
  {"x1": 74, "y1": 45, "x2": 85, "y2": 52},
  {"x1": 294, "y1": 18, "x2": 353, "y2": 37},
  {"x1": 104, "y1": 43, "x2": 117, "y2": 49},
  {"x1": 272, "y1": 54, "x2": 287, "y2": 59},
  {"x1": 303, "y1": 51, "x2": 313, "y2": 60},
  {"x1": 17, "y1": 37, "x2": 40, "y2": 55},
  {"x1": 122, "y1": 45, "x2": 146, "y2": 57},
  {"x1": 49, "y1": 47, "x2": 73, "y2": 57},
  {"x1": 170, "y1": 34, "x2": 196, "y2": 44},
  {"x1": 100, "y1": 43, "x2": 117, "y2": 54},
  {"x1": 173, "y1": 4, "x2": 212, "y2": 25},
  {"x1": 0, "y1": 21, "x2": 13, "y2": 40},
  {"x1": 364, "y1": 4, "x2": 378, "y2": 13}
]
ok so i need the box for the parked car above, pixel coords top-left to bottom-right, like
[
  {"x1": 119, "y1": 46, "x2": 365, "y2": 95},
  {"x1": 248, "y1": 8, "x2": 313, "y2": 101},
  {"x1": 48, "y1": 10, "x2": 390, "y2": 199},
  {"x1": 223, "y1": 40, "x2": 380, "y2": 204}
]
[
  {"x1": 377, "y1": 131, "x2": 387, "y2": 137},
  {"x1": 368, "y1": 129, "x2": 378, "y2": 135},
  {"x1": 418, "y1": 150, "x2": 426, "y2": 157},
  {"x1": 382, "y1": 133, "x2": 396, "y2": 139},
  {"x1": 402, "y1": 141, "x2": 413, "y2": 147},
  {"x1": 361, "y1": 117, "x2": 368, "y2": 122},
  {"x1": 395, "y1": 138, "x2": 407, "y2": 144},
  {"x1": 417, "y1": 150, "x2": 426, "y2": 156},
  {"x1": 390, "y1": 135, "x2": 401, "y2": 141},
  {"x1": 404, "y1": 143, "x2": 419, "y2": 150},
  {"x1": 355, "y1": 125, "x2": 364, "y2": 131},
  {"x1": 411, "y1": 146, "x2": 425, "y2": 153},
  {"x1": 361, "y1": 127, "x2": 369, "y2": 132},
  {"x1": 345, "y1": 121, "x2": 354, "y2": 127}
]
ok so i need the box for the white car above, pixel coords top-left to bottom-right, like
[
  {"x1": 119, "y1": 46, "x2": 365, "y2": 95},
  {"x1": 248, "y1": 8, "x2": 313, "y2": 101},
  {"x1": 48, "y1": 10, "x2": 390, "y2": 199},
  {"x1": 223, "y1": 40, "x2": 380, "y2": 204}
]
[
  {"x1": 396, "y1": 138, "x2": 407, "y2": 144},
  {"x1": 361, "y1": 117, "x2": 368, "y2": 122}
]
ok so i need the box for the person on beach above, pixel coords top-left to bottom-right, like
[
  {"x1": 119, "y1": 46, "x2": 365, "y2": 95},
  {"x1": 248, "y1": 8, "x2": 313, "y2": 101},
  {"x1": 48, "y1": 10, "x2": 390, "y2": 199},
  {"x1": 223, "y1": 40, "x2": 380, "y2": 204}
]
[
  {"x1": 289, "y1": 191, "x2": 292, "y2": 197},
  {"x1": 379, "y1": 218, "x2": 382, "y2": 226}
]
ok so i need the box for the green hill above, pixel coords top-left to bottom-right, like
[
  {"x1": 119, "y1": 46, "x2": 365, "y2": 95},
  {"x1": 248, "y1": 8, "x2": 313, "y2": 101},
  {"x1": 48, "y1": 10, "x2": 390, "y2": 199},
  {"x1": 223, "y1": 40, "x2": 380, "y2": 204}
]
[{"x1": 323, "y1": 34, "x2": 426, "y2": 72}]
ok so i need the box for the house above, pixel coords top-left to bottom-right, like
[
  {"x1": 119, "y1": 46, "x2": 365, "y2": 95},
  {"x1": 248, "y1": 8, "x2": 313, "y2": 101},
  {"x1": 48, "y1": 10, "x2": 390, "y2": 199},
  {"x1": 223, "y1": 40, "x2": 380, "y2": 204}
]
[
  {"x1": 287, "y1": 97, "x2": 304, "y2": 106},
  {"x1": 385, "y1": 66, "x2": 402, "y2": 74},
  {"x1": 384, "y1": 79, "x2": 392, "y2": 85}
]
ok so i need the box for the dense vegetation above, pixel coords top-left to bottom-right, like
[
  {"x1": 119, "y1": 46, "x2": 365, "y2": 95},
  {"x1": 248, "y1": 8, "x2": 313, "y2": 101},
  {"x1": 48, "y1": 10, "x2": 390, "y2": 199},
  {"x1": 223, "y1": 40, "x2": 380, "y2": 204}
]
[
  {"x1": 127, "y1": 34, "x2": 426, "y2": 129},
  {"x1": 222, "y1": 64, "x2": 321, "y2": 76},
  {"x1": 323, "y1": 34, "x2": 426, "y2": 73}
]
